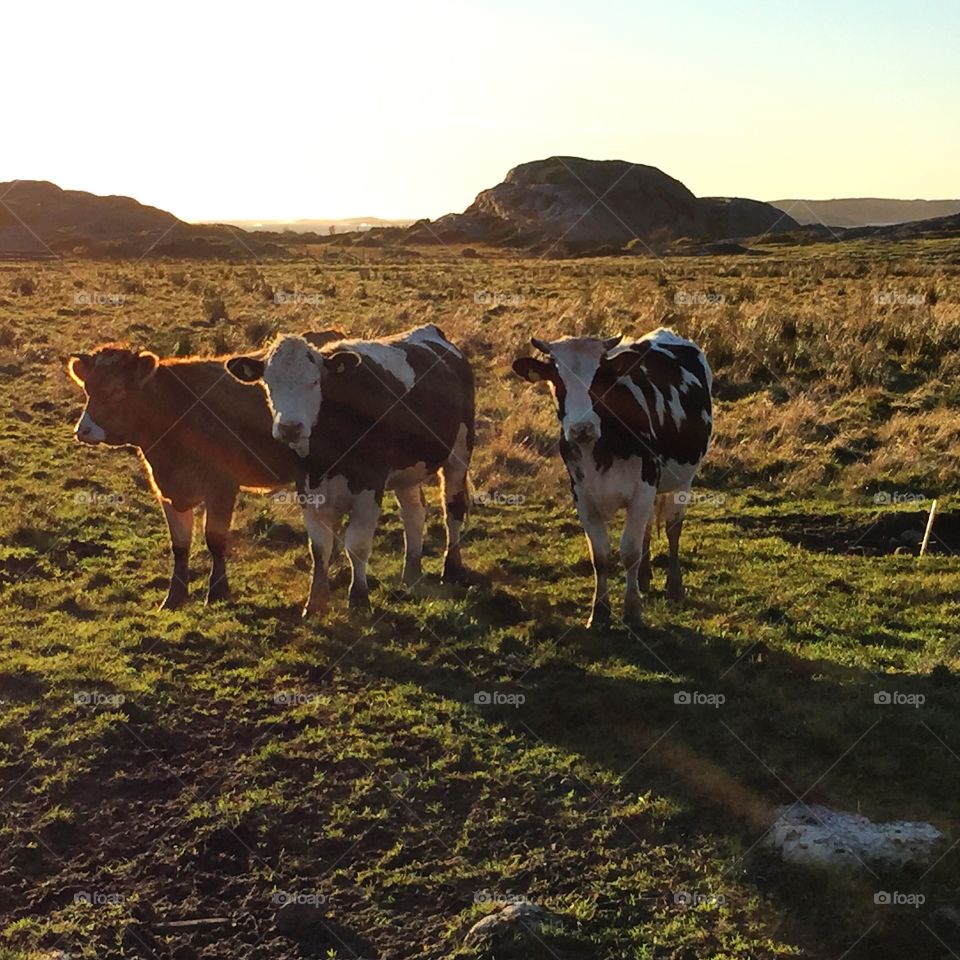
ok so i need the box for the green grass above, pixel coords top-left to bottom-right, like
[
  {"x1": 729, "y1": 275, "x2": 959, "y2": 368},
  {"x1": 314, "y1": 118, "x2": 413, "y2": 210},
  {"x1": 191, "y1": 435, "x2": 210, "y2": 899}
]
[{"x1": 1, "y1": 248, "x2": 959, "y2": 958}]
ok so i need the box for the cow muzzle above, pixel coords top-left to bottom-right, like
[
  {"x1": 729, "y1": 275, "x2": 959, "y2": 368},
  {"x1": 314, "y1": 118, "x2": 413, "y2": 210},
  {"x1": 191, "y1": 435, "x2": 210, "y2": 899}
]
[
  {"x1": 75, "y1": 412, "x2": 107, "y2": 444},
  {"x1": 274, "y1": 420, "x2": 310, "y2": 456},
  {"x1": 567, "y1": 421, "x2": 599, "y2": 444}
]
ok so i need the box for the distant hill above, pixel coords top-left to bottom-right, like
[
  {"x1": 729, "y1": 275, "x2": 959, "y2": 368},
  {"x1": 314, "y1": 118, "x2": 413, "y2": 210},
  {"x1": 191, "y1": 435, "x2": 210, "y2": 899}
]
[
  {"x1": 0, "y1": 181, "x2": 286, "y2": 258},
  {"x1": 398, "y1": 157, "x2": 798, "y2": 254},
  {"x1": 220, "y1": 217, "x2": 414, "y2": 235},
  {"x1": 768, "y1": 198, "x2": 960, "y2": 228}
]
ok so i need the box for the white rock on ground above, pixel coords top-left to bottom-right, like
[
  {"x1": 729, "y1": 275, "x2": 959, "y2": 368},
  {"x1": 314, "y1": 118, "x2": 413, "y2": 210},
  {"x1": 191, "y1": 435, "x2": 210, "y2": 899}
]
[{"x1": 768, "y1": 803, "x2": 945, "y2": 869}]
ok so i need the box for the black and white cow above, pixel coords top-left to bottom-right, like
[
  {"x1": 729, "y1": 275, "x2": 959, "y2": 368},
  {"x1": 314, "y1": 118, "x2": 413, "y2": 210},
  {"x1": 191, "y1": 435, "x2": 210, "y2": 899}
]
[
  {"x1": 225, "y1": 324, "x2": 475, "y2": 618},
  {"x1": 513, "y1": 328, "x2": 712, "y2": 630}
]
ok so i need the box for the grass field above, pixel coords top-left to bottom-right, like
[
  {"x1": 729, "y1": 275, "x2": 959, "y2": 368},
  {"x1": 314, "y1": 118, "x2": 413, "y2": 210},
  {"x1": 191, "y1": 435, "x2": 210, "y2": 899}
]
[{"x1": 1, "y1": 241, "x2": 960, "y2": 959}]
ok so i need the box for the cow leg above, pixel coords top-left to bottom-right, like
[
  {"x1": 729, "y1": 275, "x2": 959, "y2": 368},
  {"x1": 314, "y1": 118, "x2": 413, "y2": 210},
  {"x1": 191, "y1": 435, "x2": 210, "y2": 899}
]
[
  {"x1": 160, "y1": 502, "x2": 193, "y2": 611},
  {"x1": 344, "y1": 489, "x2": 382, "y2": 610},
  {"x1": 638, "y1": 515, "x2": 653, "y2": 593},
  {"x1": 203, "y1": 487, "x2": 237, "y2": 605},
  {"x1": 395, "y1": 484, "x2": 426, "y2": 586},
  {"x1": 440, "y1": 427, "x2": 471, "y2": 583},
  {"x1": 621, "y1": 484, "x2": 657, "y2": 630},
  {"x1": 664, "y1": 495, "x2": 687, "y2": 603},
  {"x1": 579, "y1": 504, "x2": 611, "y2": 630},
  {"x1": 302, "y1": 500, "x2": 339, "y2": 619}
]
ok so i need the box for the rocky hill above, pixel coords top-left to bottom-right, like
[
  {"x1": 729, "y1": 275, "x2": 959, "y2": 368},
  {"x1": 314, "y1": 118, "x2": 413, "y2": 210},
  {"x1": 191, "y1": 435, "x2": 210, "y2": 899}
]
[
  {"x1": 402, "y1": 157, "x2": 798, "y2": 253},
  {"x1": 769, "y1": 197, "x2": 960, "y2": 228},
  {"x1": 0, "y1": 181, "x2": 285, "y2": 259}
]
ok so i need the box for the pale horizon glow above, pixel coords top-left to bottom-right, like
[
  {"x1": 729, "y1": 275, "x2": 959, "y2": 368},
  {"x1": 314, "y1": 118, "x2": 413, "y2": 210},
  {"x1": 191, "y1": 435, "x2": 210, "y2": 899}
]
[{"x1": 3, "y1": 0, "x2": 958, "y2": 223}]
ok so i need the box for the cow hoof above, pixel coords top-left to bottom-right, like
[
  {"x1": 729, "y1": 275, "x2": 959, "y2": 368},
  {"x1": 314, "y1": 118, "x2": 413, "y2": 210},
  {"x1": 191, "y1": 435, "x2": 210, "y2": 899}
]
[
  {"x1": 348, "y1": 589, "x2": 371, "y2": 611},
  {"x1": 586, "y1": 611, "x2": 611, "y2": 631},
  {"x1": 159, "y1": 591, "x2": 188, "y2": 612},
  {"x1": 301, "y1": 604, "x2": 326, "y2": 620},
  {"x1": 205, "y1": 584, "x2": 231, "y2": 606},
  {"x1": 666, "y1": 581, "x2": 684, "y2": 604},
  {"x1": 441, "y1": 565, "x2": 469, "y2": 585},
  {"x1": 624, "y1": 614, "x2": 646, "y2": 632}
]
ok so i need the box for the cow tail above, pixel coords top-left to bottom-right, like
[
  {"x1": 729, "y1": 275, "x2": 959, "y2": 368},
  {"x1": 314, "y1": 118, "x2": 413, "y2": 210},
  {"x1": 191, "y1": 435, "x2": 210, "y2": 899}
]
[
  {"x1": 654, "y1": 492, "x2": 668, "y2": 538},
  {"x1": 462, "y1": 471, "x2": 473, "y2": 529}
]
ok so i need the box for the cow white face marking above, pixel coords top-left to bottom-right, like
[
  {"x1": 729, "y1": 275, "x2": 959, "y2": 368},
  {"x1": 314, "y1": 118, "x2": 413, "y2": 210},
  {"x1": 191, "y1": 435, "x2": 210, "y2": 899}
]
[
  {"x1": 258, "y1": 336, "x2": 360, "y2": 457},
  {"x1": 75, "y1": 410, "x2": 107, "y2": 444},
  {"x1": 534, "y1": 337, "x2": 619, "y2": 445},
  {"x1": 260, "y1": 337, "x2": 325, "y2": 457}
]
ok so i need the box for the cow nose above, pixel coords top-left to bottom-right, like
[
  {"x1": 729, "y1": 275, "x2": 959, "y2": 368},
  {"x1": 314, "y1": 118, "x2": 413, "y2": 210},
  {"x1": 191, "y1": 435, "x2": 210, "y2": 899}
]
[
  {"x1": 276, "y1": 421, "x2": 303, "y2": 444},
  {"x1": 569, "y1": 422, "x2": 598, "y2": 443}
]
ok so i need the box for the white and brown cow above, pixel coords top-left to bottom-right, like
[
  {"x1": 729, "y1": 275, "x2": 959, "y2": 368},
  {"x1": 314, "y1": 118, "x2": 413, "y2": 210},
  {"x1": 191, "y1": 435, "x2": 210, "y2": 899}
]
[
  {"x1": 67, "y1": 332, "x2": 343, "y2": 609},
  {"x1": 513, "y1": 327, "x2": 712, "y2": 630},
  {"x1": 225, "y1": 324, "x2": 475, "y2": 618}
]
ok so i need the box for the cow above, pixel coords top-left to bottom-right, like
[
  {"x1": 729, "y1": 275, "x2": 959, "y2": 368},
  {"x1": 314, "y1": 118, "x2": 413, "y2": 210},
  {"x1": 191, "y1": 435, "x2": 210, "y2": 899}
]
[
  {"x1": 67, "y1": 331, "x2": 344, "y2": 610},
  {"x1": 512, "y1": 327, "x2": 712, "y2": 630},
  {"x1": 224, "y1": 324, "x2": 475, "y2": 619}
]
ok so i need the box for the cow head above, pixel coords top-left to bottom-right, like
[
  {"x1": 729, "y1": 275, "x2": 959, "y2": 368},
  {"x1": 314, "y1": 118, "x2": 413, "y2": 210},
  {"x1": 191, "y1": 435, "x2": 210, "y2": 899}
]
[
  {"x1": 225, "y1": 333, "x2": 359, "y2": 457},
  {"x1": 512, "y1": 335, "x2": 622, "y2": 444},
  {"x1": 67, "y1": 345, "x2": 159, "y2": 445}
]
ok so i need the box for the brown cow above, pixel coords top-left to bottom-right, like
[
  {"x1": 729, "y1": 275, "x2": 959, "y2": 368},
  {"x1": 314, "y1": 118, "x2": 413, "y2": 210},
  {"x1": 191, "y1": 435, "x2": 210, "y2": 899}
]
[{"x1": 67, "y1": 332, "x2": 343, "y2": 609}]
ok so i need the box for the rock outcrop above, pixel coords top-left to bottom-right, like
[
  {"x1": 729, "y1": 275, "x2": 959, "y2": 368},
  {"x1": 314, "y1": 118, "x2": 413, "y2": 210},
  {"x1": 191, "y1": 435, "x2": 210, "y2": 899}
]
[
  {"x1": 0, "y1": 181, "x2": 285, "y2": 258},
  {"x1": 404, "y1": 156, "x2": 798, "y2": 253}
]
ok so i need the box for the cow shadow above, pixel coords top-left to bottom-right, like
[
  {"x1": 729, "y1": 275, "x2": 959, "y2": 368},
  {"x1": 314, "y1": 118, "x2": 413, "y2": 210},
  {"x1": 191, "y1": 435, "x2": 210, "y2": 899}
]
[{"x1": 335, "y1": 574, "x2": 960, "y2": 960}]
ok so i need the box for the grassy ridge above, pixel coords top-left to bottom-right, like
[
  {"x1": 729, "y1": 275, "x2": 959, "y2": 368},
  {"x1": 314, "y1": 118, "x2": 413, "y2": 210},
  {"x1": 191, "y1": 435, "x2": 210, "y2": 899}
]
[{"x1": 1, "y1": 246, "x2": 959, "y2": 958}]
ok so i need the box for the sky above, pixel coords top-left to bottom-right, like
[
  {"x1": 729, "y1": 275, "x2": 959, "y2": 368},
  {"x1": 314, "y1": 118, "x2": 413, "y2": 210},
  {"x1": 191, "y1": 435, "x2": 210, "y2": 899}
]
[{"x1": 3, "y1": 0, "x2": 958, "y2": 222}]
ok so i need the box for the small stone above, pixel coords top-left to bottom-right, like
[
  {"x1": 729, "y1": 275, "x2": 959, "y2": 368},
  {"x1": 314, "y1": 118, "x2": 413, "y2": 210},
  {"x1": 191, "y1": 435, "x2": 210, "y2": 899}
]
[{"x1": 464, "y1": 902, "x2": 563, "y2": 948}]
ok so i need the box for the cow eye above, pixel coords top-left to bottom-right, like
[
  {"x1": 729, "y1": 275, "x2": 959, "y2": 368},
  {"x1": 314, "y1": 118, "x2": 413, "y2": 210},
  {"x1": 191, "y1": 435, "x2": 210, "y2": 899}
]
[{"x1": 306, "y1": 353, "x2": 316, "y2": 365}]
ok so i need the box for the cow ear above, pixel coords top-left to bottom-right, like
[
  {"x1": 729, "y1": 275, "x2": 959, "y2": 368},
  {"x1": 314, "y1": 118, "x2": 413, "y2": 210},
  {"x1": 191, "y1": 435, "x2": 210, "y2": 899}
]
[
  {"x1": 225, "y1": 355, "x2": 266, "y2": 382},
  {"x1": 67, "y1": 354, "x2": 92, "y2": 386},
  {"x1": 325, "y1": 350, "x2": 361, "y2": 375},
  {"x1": 134, "y1": 351, "x2": 159, "y2": 385},
  {"x1": 302, "y1": 329, "x2": 345, "y2": 348},
  {"x1": 512, "y1": 357, "x2": 555, "y2": 383}
]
